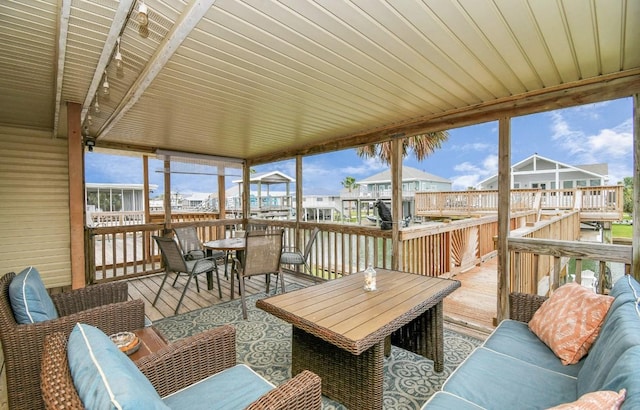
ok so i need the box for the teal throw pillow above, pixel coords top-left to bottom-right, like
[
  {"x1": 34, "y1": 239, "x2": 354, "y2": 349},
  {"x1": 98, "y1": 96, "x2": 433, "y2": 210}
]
[
  {"x1": 67, "y1": 323, "x2": 169, "y2": 410},
  {"x1": 8, "y1": 266, "x2": 58, "y2": 324}
]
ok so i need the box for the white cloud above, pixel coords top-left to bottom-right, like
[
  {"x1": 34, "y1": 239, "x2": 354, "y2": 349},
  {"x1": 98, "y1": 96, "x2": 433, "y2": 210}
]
[
  {"x1": 452, "y1": 174, "x2": 481, "y2": 190},
  {"x1": 454, "y1": 162, "x2": 482, "y2": 173},
  {"x1": 550, "y1": 113, "x2": 632, "y2": 164},
  {"x1": 450, "y1": 142, "x2": 493, "y2": 152},
  {"x1": 451, "y1": 154, "x2": 498, "y2": 190},
  {"x1": 340, "y1": 157, "x2": 386, "y2": 175}
]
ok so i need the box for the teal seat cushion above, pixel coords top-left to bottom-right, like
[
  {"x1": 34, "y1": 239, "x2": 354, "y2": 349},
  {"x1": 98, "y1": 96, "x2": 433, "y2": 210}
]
[
  {"x1": 421, "y1": 391, "x2": 486, "y2": 409},
  {"x1": 68, "y1": 323, "x2": 169, "y2": 410},
  {"x1": 442, "y1": 347, "x2": 578, "y2": 409},
  {"x1": 578, "y1": 275, "x2": 640, "y2": 397},
  {"x1": 9, "y1": 266, "x2": 58, "y2": 324},
  {"x1": 162, "y1": 364, "x2": 274, "y2": 410},
  {"x1": 609, "y1": 274, "x2": 640, "y2": 301},
  {"x1": 595, "y1": 346, "x2": 640, "y2": 410},
  {"x1": 483, "y1": 319, "x2": 584, "y2": 377}
]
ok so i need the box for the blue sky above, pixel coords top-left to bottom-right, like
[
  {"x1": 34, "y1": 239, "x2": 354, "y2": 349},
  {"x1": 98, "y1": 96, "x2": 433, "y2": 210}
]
[{"x1": 86, "y1": 97, "x2": 634, "y2": 196}]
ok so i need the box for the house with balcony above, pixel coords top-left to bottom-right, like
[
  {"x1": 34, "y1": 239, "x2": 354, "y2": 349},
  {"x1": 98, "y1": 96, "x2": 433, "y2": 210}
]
[
  {"x1": 347, "y1": 166, "x2": 452, "y2": 221},
  {"x1": 477, "y1": 154, "x2": 609, "y2": 191}
]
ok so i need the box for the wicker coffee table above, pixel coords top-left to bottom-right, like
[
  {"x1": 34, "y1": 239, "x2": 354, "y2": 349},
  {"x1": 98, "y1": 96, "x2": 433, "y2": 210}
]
[{"x1": 256, "y1": 269, "x2": 460, "y2": 410}]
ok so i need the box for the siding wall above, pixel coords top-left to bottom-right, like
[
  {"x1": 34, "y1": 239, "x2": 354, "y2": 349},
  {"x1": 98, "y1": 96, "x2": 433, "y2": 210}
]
[{"x1": 0, "y1": 127, "x2": 72, "y2": 287}]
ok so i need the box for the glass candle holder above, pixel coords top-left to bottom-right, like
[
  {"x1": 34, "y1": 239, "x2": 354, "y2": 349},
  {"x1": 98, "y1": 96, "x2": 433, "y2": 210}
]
[{"x1": 364, "y1": 264, "x2": 377, "y2": 291}]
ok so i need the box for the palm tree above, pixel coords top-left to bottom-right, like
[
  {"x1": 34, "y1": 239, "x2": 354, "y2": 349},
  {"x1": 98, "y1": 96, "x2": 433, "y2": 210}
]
[
  {"x1": 341, "y1": 176, "x2": 359, "y2": 192},
  {"x1": 356, "y1": 131, "x2": 449, "y2": 164}
]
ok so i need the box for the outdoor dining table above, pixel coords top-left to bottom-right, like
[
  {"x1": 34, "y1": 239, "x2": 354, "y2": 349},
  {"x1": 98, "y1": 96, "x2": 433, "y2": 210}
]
[
  {"x1": 203, "y1": 238, "x2": 245, "y2": 278},
  {"x1": 256, "y1": 268, "x2": 460, "y2": 410}
]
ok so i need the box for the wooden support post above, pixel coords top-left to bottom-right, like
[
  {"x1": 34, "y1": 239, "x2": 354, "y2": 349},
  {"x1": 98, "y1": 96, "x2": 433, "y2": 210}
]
[
  {"x1": 218, "y1": 170, "x2": 226, "y2": 238},
  {"x1": 163, "y1": 159, "x2": 171, "y2": 233},
  {"x1": 497, "y1": 117, "x2": 511, "y2": 322},
  {"x1": 295, "y1": 155, "x2": 303, "y2": 245},
  {"x1": 143, "y1": 155, "x2": 150, "y2": 224},
  {"x1": 633, "y1": 94, "x2": 640, "y2": 280},
  {"x1": 391, "y1": 138, "x2": 402, "y2": 271},
  {"x1": 242, "y1": 162, "x2": 250, "y2": 226},
  {"x1": 67, "y1": 102, "x2": 86, "y2": 289}
]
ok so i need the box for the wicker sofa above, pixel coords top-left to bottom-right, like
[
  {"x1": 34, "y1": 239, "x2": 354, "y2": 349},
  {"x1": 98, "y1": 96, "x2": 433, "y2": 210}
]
[
  {"x1": 41, "y1": 324, "x2": 322, "y2": 409},
  {"x1": 0, "y1": 270, "x2": 146, "y2": 410},
  {"x1": 423, "y1": 274, "x2": 640, "y2": 409}
]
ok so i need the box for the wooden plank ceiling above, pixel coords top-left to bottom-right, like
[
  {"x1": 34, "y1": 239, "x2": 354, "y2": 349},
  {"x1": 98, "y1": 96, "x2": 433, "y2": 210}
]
[{"x1": 0, "y1": 0, "x2": 639, "y2": 164}]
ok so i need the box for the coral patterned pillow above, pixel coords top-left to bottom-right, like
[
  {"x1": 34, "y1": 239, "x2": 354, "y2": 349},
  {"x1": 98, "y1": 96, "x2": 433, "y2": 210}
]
[
  {"x1": 546, "y1": 389, "x2": 626, "y2": 409},
  {"x1": 529, "y1": 282, "x2": 614, "y2": 365}
]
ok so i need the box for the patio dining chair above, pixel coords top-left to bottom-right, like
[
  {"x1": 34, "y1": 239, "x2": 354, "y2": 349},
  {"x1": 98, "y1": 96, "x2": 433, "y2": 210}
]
[
  {"x1": 153, "y1": 235, "x2": 222, "y2": 314},
  {"x1": 174, "y1": 225, "x2": 225, "y2": 262},
  {"x1": 232, "y1": 229, "x2": 285, "y2": 319},
  {"x1": 280, "y1": 227, "x2": 319, "y2": 274}
]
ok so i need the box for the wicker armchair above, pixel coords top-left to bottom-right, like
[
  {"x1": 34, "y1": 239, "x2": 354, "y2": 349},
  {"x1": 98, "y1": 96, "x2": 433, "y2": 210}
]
[
  {"x1": 0, "y1": 271, "x2": 145, "y2": 410},
  {"x1": 509, "y1": 291, "x2": 548, "y2": 323},
  {"x1": 41, "y1": 324, "x2": 322, "y2": 409}
]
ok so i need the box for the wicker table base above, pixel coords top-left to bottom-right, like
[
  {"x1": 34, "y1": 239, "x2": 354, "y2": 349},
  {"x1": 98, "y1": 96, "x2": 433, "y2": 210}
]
[
  {"x1": 292, "y1": 327, "x2": 384, "y2": 410},
  {"x1": 389, "y1": 300, "x2": 445, "y2": 371}
]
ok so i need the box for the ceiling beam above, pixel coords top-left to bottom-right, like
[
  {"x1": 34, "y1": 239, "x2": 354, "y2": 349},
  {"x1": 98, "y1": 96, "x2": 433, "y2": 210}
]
[
  {"x1": 52, "y1": 0, "x2": 72, "y2": 139},
  {"x1": 249, "y1": 69, "x2": 640, "y2": 166},
  {"x1": 96, "y1": 0, "x2": 218, "y2": 139}
]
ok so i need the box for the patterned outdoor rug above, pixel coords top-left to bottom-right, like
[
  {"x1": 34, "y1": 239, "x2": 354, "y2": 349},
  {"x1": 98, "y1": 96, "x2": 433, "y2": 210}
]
[{"x1": 154, "y1": 287, "x2": 483, "y2": 409}]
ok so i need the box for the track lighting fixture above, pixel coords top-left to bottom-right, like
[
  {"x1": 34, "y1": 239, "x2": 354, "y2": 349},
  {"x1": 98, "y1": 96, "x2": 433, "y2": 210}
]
[
  {"x1": 115, "y1": 37, "x2": 124, "y2": 77},
  {"x1": 94, "y1": 95, "x2": 100, "y2": 113},
  {"x1": 137, "y1": 1, "x2": 149, "y2": 26},
  {"x1": 87, "y1": 114, "x2": 93, "y2": 126},
  {"x1": 137, "y1": 1, "x2": 150, "y2": 38},
  {"x1": 102, "y1": 72, "x2": 110, "y2": 95}
]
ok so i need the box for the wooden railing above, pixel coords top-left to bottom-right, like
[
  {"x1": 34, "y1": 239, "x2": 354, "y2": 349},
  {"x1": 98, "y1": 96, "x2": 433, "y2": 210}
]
[
  {"x1": 86, "y1": 213, "x2": 227, "y2": 283},
  {"x1": 86, "y1": 212, "x2": 520, "y2": 284},
  {"x1": 414, "y1": 186, "x2": 623, "y2": 220},
  {"x1": 88, "y1": 211, "x2": 146, "y2": 226},
  {"x1": 506, "y1": 211, "x2": 632, "y2": 296}
]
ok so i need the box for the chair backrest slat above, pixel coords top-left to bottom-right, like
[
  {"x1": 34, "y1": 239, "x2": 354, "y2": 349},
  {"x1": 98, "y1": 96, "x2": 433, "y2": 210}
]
[
  {"x1": 302, "y1": 228, "x2": 320, "y2": 259},
  {"x1": 241, "y1": 229, "x2": 283, "y2": 277},
  {"x1": 153, "y1": 236, "x2": 189, "y2": 273},
  {"x1": 174, "y1": 226, "x2": 202, "y2": 254}
]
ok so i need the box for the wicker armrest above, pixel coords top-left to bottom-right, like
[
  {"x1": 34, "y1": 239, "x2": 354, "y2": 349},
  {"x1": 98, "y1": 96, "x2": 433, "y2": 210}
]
[
  {"x1": 137, "y1": 324, "x2": 237, "y2": 397},
  {"x1": 41, "y1": 332, "x2": 84, "y2": 409},
  {"x1": 52, "y1": 281, "x2": 129, "y2": 316},
  {"x1": 509, "y1": 292, "x2": 548, "y2": 323},
  {"x1": 246, "y1": 370, "x2": 322, "y2": 410},
  {"x1": 13, "y1": 299, "x2": 145, "y2": 364}
]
